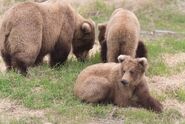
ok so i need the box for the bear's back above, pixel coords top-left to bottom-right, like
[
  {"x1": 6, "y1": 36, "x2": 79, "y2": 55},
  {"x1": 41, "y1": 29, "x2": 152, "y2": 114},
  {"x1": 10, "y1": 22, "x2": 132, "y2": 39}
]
[
  {"x1": 76, "y1": 63, "x2": 119, "y2": 84},
  {"x1": 106, "y1": 9, "x2": 140, "y2": 40},
  {"x1": 2, "y1": 2, "x2": 42, "y2": 26}
]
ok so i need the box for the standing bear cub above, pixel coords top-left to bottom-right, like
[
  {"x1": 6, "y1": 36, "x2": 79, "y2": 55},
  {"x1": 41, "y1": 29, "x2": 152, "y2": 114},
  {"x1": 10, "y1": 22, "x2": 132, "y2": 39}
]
[
  {"x1": 0, "y1": 0, "x2": 95, "y2": 75},
  {"x1": 74, "y1": 55, "x2": 163, "y2": 112},
  {"x1": 98, "y1": 8, "x2": 147, "y2": 63}
]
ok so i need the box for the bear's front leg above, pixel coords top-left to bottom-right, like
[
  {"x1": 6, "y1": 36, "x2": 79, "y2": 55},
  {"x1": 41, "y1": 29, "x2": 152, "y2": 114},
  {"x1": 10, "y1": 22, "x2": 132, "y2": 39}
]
[
  {"x1": 50, "y1": 41, "x2": 71, "y2": 67},
  {"x1": 134, "y1": 81, "x2": 163, "y2": 113},
  {"x1": 113, "y1": 92, "x2": 129, "y2": 107}
]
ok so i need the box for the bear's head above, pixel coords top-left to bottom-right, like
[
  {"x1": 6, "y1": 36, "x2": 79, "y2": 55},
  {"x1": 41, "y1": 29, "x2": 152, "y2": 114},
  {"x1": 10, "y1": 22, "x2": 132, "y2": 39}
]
[
  {"x1": 73, "y1": 19, "x2": 95, "y2": 61},
  {"x1": 118, "y1": 55, "x2": 148, "y2": 87}
]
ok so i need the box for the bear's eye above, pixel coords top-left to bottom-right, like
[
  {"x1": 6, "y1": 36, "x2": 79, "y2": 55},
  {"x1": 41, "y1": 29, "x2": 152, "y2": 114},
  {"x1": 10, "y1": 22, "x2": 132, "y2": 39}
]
[
  {"x1": 122, "y1": 70, "x2": 126, "y2": 74},
  {"x1": 130, "y1": 70, "x2": 134, "y2": 75}
]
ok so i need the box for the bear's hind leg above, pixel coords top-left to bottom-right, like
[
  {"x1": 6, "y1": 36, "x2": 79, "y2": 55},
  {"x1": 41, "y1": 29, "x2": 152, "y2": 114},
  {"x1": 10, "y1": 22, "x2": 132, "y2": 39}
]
[
  {"x1": 34, "y1": 53, "x2": 45, "y2": 66},
  {"x1": 1, "y1": 50, "x2": 12, "y2": 71},
  {"x1": 49, "y1": 41, "x2": 70, "y2": 67},
  {"x1": 75, "y1": 76, "x2": 111, "y2": 103},
  {"x1": 120, "y1": 42, "x2": 136, "y2": 58},
  {"x1": 12, "y1": 57, "x2": 28, "y2": 76},
  {"x1": 11, "y1": 47, "x2": 41, "y2": 76},
  {"x1": 107, "y1": 40, "x2": 120, "y2": 62}
]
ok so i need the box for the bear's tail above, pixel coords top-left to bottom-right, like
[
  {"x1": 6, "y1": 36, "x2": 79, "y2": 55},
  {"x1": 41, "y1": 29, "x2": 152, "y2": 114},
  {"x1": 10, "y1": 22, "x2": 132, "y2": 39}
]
[{"x1": 136, "y1": 40, "x2": 148, "y2": 58}]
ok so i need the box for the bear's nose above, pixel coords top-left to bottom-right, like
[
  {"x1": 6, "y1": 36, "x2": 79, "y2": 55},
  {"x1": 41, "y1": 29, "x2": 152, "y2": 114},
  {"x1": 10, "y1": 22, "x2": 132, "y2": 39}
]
[{"x1": 121, "y1": 80, "x2": 129, "y2": 86}]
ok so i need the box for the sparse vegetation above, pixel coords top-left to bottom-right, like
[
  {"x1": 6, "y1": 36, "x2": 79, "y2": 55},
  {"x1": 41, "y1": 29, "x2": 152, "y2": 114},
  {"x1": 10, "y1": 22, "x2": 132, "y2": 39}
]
[{"x1": 0, "y1": 0, "x2": 185, "y2": 123}]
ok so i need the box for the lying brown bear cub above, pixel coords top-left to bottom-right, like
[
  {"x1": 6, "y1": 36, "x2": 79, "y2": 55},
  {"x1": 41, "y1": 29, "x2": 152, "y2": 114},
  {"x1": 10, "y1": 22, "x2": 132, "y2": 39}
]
[{"x1": 74, "y1": 55, "x2": 163, "y2": 112}]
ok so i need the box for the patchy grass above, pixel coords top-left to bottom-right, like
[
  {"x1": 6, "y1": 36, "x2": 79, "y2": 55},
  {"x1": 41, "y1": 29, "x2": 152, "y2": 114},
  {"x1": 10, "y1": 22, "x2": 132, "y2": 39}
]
[
  {"x1": 0, "y1": 54, "x2": 101, "y2": 109},
  {"x1": 134, "y1": 0, "x2": 185, "y2": 32},
  {"x1": 0, "y1": 0, "x2": 185, "y2": 123},
  {"x1": 77, "y1": 0, "x2": 185, "y2": 32},
  {"x1": 78, "y1": 0, "x2": 115, "y2": 23},
  {"x1": 0, "y1": 47, "x2": 185, "y2": 123},
  {"x1": 175, "y1": 88, "x2": 185, "y2": 102},
  {"x1": 146, "y1": 36, "x2": 185, "y2": 76}
]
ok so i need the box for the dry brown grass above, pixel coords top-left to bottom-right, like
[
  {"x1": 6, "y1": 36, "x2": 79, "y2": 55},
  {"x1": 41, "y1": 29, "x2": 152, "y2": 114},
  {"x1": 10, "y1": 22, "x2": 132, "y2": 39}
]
[
  {"x1": 163, "y1": 53, "x2": 185, "y2": 67},
  {"x1": 0, "y1": 98, "x2": 48, "y2": 121},
  {"x1": 163, "y1": 99, "x2": 185, "y2": 117}
]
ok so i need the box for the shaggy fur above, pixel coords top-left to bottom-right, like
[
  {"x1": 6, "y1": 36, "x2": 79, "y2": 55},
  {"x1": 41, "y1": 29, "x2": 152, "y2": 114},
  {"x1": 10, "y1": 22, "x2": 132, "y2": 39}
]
[
  {"x1": 0, "y1": 0, "x2": 95, "y2": 75},
  {"x1": 74, "y1": 55, "x2": 163, "y2": 112},
  {"x1": 98, "y1": 24, "x2": 147, "y2": 62},
  {"x1": 98, "y1": 8, "x2": 147, "y2": 62},
  {"x1": 98, "y1": 23, "x2": 107, "y2": 63}
]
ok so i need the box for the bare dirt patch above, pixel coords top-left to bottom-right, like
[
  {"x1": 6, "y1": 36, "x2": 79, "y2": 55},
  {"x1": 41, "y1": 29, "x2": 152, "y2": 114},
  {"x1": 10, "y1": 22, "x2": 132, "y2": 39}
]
[
  {"x1": 163, "y1": 53, "x2": 185, "y2": 67},
  {"x1": 163, "y1": 99, "x2": 185, "y2": 117},
  {"x1": 88, "y1": 119, "x2": 123, "y2": 124},
  {"x1": 148, "y1": 70, "x2": 185, "y2": 118},
  {"x1": 0, "y1": 98, "x2": 48, "y2": 122},
  {"x1": 149, "y1": 70, "x2": 185, "y2": 92},
  {"x1": 178, "y1": 0, "x2": 185, "y2": 13}
]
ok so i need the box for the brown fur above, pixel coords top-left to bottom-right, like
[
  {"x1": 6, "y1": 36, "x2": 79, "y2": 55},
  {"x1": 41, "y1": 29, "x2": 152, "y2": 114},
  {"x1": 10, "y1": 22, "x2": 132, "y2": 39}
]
[
  {"x1": 98, "y1": 23, "x2": 107, "y2": 63},
  {"x1": 98, "y1": 24, "x2": 147, "y2": 62},
  {"x1": 0, "y1": 0, "x2": 95, "y2": 75},
  {"x1": 74, "y1": 55, "x2": 163, "y2": 112},
  {"x1": 98, "y1": 9, "x2": 143, "y2": 62}
]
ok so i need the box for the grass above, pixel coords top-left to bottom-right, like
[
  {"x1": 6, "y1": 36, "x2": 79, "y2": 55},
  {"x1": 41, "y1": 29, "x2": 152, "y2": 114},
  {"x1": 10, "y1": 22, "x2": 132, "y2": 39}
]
[
  {"x1": 78, "y1": 0, "x2": 115, "y2": 24},
  {"x1": 0, "y1": 40, "x2": 185, "y2": 123},
  {"x1": 0, "y1": 0, "x2": 185, "y2": 123},
  {"x1": 77, "y1": 0, "x2": 185, "y2": 32},
  {"x1": 146, "y1": 36, "x2": 185, "y2": 76}
]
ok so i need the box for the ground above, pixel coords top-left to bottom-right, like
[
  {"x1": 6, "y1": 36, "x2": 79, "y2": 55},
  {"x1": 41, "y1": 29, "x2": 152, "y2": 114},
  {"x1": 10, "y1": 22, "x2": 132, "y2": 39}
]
[{"x1": 0, "y1": 0, "x2": 185, "y2": 124}]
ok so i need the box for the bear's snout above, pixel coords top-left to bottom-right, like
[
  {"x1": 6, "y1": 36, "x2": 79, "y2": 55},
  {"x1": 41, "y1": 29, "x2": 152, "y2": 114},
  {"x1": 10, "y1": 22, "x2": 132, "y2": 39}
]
[
  {"x1": 75, "y1": 51, "x2": 89, "y2": 62},
  {"x1": 121, "y1": 79, "x2": 129, "y2": 86}
]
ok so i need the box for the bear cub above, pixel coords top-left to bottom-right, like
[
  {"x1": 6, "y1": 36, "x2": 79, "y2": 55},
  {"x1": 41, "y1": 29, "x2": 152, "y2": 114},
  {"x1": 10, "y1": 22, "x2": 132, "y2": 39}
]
[
  {"x1": 98, "y1": 8, "x2": 147, "y2": 63},
  {"x1": 74, "y1": 55, "x2": 163, "y2": 112}
]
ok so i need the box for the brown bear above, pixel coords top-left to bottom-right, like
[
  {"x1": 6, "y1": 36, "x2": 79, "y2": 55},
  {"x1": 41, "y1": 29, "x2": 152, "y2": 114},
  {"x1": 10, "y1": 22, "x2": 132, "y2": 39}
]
[
  {"x1": 74, "y1": 55, "x2": 163, "y2": 112},
  {"x1": 0, "y1": 0, "x2": 95, "y2": 75},
  {"x1": 98, "y1": 8, "x2": 147, "y2": 63}
]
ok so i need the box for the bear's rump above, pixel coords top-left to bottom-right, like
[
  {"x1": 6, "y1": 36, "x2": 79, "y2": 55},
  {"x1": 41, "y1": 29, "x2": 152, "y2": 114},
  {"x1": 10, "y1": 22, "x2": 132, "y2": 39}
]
[
  {"x1": 75, "y1": 76, "x2": 112, "y2": 103},
  {"x1": 7, "y1": 21, "x2": 42, "y2": 65}
]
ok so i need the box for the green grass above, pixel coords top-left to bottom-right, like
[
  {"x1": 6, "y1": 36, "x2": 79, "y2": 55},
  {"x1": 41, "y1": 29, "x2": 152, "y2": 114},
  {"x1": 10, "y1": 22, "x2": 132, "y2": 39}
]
[
  {"x1": 78, "y1": 0, "x2": 185, "y2": 32},
  {"x1": 146, "y1": 36, "x2": 185, "y2": 76},
  {"x1": 0, "y1": 44, "x2": 185, "y2": 123},
  {"x1": 174, "y1": 88, "x2": 185, "y2": 102},
  {"x1": 135, "y1": 0, "x2": 185, "y2": 32},
  {"x1": 0, "y1": 0, "x2": 185, "y2": 123},
  {"x1": 78, "y1": 0, "x2": 115, "y2": 23}
]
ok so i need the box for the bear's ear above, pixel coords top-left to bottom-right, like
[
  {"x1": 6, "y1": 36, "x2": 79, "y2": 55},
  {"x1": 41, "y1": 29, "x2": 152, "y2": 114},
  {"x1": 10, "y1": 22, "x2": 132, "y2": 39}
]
[
  {"x1": 98, "y1": 23, "x2": 107, "y2": 31},
  {"x1": 118, "y1": 55, "x2": 129, "y2": 63},
  {"x1": 81, "y1": 22, "x2": 91, "y2": 33},
  {"x1": 137, "y1": 57, "x2": 148, "y2": 69},
  {"x1": 89, "y1": 18, "x2": 96, "y2": 27}
]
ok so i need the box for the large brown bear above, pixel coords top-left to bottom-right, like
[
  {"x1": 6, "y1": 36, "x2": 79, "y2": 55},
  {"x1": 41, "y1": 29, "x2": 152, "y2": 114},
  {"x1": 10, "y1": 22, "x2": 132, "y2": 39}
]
[
  {"x1": 0, "y1": 0, "x2": 95, "y2": 75},
  {"x1": 98, "y1": 8, "x2": 147, "y2": 63},
  {"x1": 74, "y1": 55, "x2": 163, "y2": 112}
]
